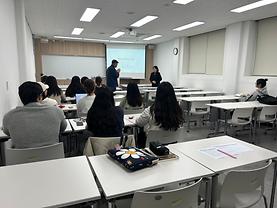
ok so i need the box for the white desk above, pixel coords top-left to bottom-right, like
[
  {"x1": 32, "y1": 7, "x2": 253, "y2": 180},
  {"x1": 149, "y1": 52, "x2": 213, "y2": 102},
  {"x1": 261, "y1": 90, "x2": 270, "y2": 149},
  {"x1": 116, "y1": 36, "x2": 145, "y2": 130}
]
[
  {"x1": 175, "y1": 91, "x2": 223, "y2": 97},
  {"x1": 65, "y1": 97, "x2": 76, "y2": 102},
  {"x1": 59, "y1": 104, "x2": 77, "y2": 112},
  {"x1": 69, "y1": 118, "x2": 87, "y2": 132},
  {"x1": 114, "y1": 94, "x2": 125, "y2": 100},
  {"x1": 64, "y1": 119, "x2": 73, "y2": 133},
  {"x1": 124, "y1": 113, "x2": 142, "y2": 127},
  {"x1": 89, "y1": 148, "x2": 213, "y2": 200},
  {"x1": 0, "y1": 156, "x2": 101, "y2": 207},
  {"x1": 207, "y1": 101, "x2": 276, "y2": 134},
  {"x1": 169, "y1": 136, "x2": 277, "y2": 208},
  {"x1": 114, "y1": 90, "x2": 127, "y2": 95},
  {"x1": 179, "y1": 95, "x2": 240, "y2": 102}
]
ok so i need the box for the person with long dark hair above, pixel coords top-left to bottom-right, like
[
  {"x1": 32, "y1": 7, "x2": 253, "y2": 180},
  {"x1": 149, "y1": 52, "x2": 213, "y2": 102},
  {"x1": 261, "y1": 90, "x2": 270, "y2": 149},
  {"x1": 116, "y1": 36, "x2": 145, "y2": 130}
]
[
  {"x1": 86, "y1": 87, "x2": 124, "y2": 137},
  {"x1": 119, "y1": 82, "x2": 143, "y2": 111},
  {"x1": 136, "y1": 82, "x2": 183, "y2": 131},
  {"x1": 45, "y1": 76, "x2": 65, "y2": 104},
  {"x1": 65, "y1": 76, "x2": 85, "y2": 97},
  {"x1": 150, "y1": 66, "x2": 162, "y2": 87}
]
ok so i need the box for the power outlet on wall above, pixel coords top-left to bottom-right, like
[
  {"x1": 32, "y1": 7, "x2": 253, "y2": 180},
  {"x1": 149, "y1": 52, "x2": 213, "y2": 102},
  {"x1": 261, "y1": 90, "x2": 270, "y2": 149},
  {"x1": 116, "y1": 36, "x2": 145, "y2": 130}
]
[{"x1": 6, "y1": 81, "x2": 9, "y2": 91}]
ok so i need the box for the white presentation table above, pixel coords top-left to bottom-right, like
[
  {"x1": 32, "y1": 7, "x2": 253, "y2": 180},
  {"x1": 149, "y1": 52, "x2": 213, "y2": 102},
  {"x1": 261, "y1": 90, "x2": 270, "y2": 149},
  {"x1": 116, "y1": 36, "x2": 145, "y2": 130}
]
[
  {"x1": 169, "y1": 136, "x2": 277, "y2": 208},
  {"x1": 89, "y1": 148, "x2": 213, "y2": 201},
  {"x1": 0, "y1": 156, "x2": 101, "y2": 208}
]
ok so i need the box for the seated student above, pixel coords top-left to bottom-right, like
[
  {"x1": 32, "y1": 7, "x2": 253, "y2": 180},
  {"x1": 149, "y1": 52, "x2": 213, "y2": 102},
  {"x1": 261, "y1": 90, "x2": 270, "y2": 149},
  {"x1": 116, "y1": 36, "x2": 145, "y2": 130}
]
[
  {"x1": 77, "y1": 79, "x2": 96, "y2": 117},
  {"x1": 40, "y1": 74, "x2": 48, "y2": 84},
  {"x1": 246, "y1": 78, "x2": 268, "y2": 101},
  {"x1": 86, "y1": 87, "x2": 124, "y2": 137},
  {"x1": 65, "y1": 76, "x2": 86, "y2": 97},
  {"x1": 119, "y1": 82, "x2": 144, "y2": 111},
  {"x1": 81, "y1": 76, "x2": 89, "y2": 87},
  {"x1": 37, "y1": 82, "x2": 58, "y2": 106},
  {"x1": 2, "y1": 81, "x2": 67, "y2": 149},
  {"x1": 45, "y1": 76, "x2": 65, "y2": 104},
  {"x1": 136, "y1": 82, "x2": 184, "y2": 131}
]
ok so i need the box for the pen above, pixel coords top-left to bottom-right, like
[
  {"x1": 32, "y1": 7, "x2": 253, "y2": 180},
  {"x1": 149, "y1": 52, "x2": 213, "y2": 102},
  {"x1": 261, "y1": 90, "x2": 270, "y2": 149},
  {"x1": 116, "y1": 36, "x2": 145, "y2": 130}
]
[{"x1": 217, "y1": 149, "x2": 237, "y2": 159}]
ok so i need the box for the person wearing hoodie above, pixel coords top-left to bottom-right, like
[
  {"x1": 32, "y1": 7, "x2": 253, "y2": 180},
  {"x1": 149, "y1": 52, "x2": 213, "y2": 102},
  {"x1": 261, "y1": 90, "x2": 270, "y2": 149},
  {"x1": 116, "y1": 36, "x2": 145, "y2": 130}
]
[{"x1": 246, "y1": 78, "x2": 268, "y2": 101}]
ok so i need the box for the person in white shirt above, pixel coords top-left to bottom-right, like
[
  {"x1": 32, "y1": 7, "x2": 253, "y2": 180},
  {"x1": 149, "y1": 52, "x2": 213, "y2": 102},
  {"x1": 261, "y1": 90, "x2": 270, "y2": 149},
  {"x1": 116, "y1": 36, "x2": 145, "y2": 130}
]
[
  {"x1": 77, "y1": 79, "x2": 96, "y2": 117},
  {"x1": 37, "y1": 82, "x2": 58, "y2": 106}
]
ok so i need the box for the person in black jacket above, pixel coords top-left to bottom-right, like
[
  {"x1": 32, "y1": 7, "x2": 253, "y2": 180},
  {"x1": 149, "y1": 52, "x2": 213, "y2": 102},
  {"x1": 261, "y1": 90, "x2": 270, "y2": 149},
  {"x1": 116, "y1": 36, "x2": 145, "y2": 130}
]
[
  {"x1": 106, "y1": 59, "x2": 120, "y2": 92},
  {"x1": 150, "y1": 66, "x2": 162, "y2": 87},
  {"x1": 65, "y1": 76, "x2": 86, "y2": 97}
]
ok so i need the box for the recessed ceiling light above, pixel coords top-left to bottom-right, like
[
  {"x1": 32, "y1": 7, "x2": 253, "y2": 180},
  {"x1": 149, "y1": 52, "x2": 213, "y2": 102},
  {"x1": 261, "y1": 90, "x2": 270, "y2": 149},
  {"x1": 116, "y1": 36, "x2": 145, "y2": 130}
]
[
  {"x1": 173, "y1": 0, "x2": 194, "y2": 5},
  {"x1": 71, "y1": 28, "x2": 84, "y2": 35},
  {"x1": 143, "y1": 35, "x2": 162, "y2": 41},
  {"x1": 110, "y1": 31, "x2": 125, "y2": 38},
  {"x1": 131, "y1": 15, "x2": 158, "y2": 27},
  {"x1": 80, "y1": 8, "x2": 100, "y2": 22},
  {"x1": 109, "y1": 40, "x2": 135, "y2": 44},
  {"x1": 173, "y1": 21, "x2": 204, "y2": 31},
  {"x1": 53, "y1": 36, "x2": 82, "y2": 40},
  {"x1": 231, "y1": 0, "x2": 277, "y2": 13}
]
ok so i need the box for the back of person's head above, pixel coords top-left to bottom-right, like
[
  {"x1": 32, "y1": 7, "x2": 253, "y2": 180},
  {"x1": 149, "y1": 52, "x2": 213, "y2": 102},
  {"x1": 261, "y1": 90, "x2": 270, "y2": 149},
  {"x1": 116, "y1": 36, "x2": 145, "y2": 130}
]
[
  {"x1": 81, "y1": 76, "x2": 89, "y2": 86},
  {"x1": 84, "y1": 79, "x2": 95, "y2": 95},
  {"x1": 87, "y1": 87, "x2": 117, "y2": 136},
  {"x1": 112, "y1": 59, "x2": 118, "y2": 65},
  {"x1": 151, "y1": 82, "x2": 183, "y2": 131},
  {"x1": 70, "y1": 76, "x2": 81, "y2": 85},
  {"x1": 66, "y1": 76, "x2": 84, "y2": 97},
  {"x1": 41, "y1": 75, "x2": 48, "y2": 84},
  {"x1": 153, "y1": 66, "x2": 159, "y2": 72},
  {"x1": 95, "y1": 76, "x2": 102, "y2": 87},
  {"x1": 19, "y1": 82, "x2": 43, "y2": 105},
  {"x1": 45, "y1": 76, "x2": 61, "y2": 96},
  {"x1": 256, "y1": 78, "x2": 268, "y2": 88},
  {"x1": 126, "y1": 82, "x2": 142, "y2": 107}
]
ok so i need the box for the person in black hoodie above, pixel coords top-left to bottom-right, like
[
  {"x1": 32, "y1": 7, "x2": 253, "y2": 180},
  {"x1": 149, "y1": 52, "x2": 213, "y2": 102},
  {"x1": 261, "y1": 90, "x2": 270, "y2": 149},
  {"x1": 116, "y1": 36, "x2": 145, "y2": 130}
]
[
  {"x1": 65, "y1": 76, "x2": 85, "y2": 97},
  {"x1": 150, "y1": 66, "x2": 162, "y2": 87}
]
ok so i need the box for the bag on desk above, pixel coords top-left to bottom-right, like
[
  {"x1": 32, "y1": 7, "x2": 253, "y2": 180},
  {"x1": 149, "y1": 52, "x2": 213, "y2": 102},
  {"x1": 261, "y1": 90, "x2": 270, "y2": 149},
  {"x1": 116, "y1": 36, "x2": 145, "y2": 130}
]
[
  {"x1": 257, "y1": 95, "x2": 277, "y2": 105},
  {"x1": 108, "y1": 147, "x2": 158, "y2": 171}
]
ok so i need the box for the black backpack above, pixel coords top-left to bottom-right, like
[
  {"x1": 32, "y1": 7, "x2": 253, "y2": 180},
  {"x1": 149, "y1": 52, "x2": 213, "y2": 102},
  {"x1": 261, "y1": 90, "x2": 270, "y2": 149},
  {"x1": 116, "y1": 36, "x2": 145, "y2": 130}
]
[{"x1": 257, "y1": 95, "x2": 277, "y2": 105}]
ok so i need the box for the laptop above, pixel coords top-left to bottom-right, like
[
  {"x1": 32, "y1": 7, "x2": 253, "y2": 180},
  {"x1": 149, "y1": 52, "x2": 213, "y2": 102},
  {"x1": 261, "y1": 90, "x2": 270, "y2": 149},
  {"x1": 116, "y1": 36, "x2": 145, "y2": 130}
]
[{"x1": 75, "y1": 94, "x2": 87, "y2": 104}]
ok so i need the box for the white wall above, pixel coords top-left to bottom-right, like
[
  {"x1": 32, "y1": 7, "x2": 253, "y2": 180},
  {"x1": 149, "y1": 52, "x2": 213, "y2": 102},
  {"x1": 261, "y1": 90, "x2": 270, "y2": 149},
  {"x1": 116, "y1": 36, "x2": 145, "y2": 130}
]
[
  {"x1": 0, "y1": 0, "x2": 20, "y2": 126},
  {"x1": 153, "y1": 39, "x2": 180, "y2": 85},
  {"x1": 0, "y1": 0, "x2": 36, "y2": 126},
  {"x1": 154, "y1": 20, "x2": 277, "y2": 96}
]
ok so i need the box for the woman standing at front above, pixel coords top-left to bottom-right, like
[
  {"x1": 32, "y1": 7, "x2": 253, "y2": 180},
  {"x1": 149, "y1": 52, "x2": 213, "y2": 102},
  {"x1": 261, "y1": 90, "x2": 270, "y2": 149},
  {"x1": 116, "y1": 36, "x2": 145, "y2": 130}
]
[{"x1": 150, "y1": 66, "x2": 162, "y2": 87}]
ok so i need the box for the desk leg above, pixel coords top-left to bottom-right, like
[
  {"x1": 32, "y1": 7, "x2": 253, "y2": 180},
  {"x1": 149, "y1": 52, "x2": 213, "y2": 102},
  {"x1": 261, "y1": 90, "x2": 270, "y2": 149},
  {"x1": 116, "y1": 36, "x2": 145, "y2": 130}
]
[
  {"x1": 253, "y1": 108, "x2": 257, "y2": 144},
  {"x1": 270, "y1": 160, "x2": 277, "y2": 208},
  {"x1": 224, "y1": 110, "x2": 228, "y2": 135},
  {"x1": 211, "y1": 174, "x2": 219, "y2": 208},
  {"x1": 108, "y1": 201, "x2": 116, "y2": 208},
  {"x1": 204, "y1": 177, "x2": 212, "y2": 208},
  {"x1": 187, "y1": 102, "x2": 191, "y2": 133}
]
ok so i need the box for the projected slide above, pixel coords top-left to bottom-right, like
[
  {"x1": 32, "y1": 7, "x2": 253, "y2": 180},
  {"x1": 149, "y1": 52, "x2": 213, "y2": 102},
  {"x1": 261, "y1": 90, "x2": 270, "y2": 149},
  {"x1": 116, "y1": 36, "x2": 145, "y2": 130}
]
[{"x1": 106, "y1": 44, "x2": 146, "y2": 79}]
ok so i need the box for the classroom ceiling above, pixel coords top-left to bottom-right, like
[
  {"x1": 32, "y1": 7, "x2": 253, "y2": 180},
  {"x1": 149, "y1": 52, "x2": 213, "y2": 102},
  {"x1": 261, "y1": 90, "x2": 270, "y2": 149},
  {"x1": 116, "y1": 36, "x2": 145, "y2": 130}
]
[{"x1": 24, "y1": 0, "x2": 277, "y2": 44}]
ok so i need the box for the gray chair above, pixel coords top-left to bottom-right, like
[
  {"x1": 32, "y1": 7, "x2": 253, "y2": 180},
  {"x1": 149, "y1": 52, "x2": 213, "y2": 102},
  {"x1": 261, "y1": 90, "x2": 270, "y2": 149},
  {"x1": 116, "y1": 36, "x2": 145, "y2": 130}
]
[{"x1": 4, "y1": 141, "x2": 64, "y2": 165}]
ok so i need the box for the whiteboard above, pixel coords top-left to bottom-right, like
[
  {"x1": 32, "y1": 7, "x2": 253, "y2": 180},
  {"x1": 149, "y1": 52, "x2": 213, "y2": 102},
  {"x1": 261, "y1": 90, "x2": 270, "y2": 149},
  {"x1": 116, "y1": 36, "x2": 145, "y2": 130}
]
[{"x1": 42, "y1": 55, "x2": 105, "y2": 79}]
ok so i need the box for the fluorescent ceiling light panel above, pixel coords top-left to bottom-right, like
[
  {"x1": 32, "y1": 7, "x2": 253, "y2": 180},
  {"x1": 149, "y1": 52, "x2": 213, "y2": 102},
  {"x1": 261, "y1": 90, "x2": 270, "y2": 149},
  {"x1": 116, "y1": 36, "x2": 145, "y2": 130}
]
[
  {"x1": 109, "y1": 40, "x2": 135, "y2": 44},
  {"x1": 173, "y1": 21, "x2": 204, "y2": 31},
  {"x1": 71, "y1": 28, "x2": 84, "y2": 35},
  {"x1": 143, "y1": 35, "x2": 162, "y2": 41},
  {"x1": 173, "y1": 0, "x2": 194, "y2": 5},
  {"x1": 231, "y1": 0, "x2": 277, "y2": 13},
  {"x1": 80, "y1": 8, "x2": 100, "y2": 22},
  {"x1": 130, "y1": 15, "x2": 158, "y2": 27},
  {"x1": 110, "y1": 31, "x2": 125, "y2": 38},
  {"x1": 54, "y1": 36, "x2": 82, "y2": 40},
  {"x1": 83, "y1": 38, "x2": 109, "y2": 42}
]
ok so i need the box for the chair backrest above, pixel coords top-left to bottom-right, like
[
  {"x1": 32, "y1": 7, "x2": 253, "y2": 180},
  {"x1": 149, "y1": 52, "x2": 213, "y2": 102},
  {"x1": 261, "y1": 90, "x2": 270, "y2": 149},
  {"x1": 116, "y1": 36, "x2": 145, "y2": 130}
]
[
  {"x1": 131, "y1": 179, "x2": 202, "y2": 208},
  {"x1": 219, "y1": 160, "x2": 272, "y2": 208},
  {"x1": 146, "y1": 128, "x2": 184, "y2": 147},
  {"x1": 83, "y1": 135, "x2": 136, "y2": 156},
  {"x1": 258, "y1": 106, "x2": 277, "y2": 122},
  {"x1": 231, "y1": 108, "x2": 254, "y2": 125},
  {"x1": 190, "y1": 101, "x2": 210, "y2": 114},
  {"x1": 5, "y1": 141, "x2": 64, "y2": 165}
]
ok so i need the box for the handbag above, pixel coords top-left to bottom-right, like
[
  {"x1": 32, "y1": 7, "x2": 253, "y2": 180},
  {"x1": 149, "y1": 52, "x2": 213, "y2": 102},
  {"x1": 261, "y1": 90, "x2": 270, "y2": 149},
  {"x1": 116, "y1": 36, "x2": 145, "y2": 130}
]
[
  {"x1": 257, "y1": 95, "x2": 277, "y2": 105},
  {"x1": 108, "y1": 147, "x2": 158, "y2": 171}
]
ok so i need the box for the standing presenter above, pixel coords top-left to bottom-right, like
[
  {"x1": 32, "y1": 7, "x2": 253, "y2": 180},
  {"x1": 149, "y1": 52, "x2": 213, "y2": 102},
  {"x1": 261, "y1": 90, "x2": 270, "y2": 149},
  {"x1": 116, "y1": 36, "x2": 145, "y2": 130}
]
[
  {"x1": 106, "y1": 59, "x2": 120, "y2": 92},
  {"x1": 150, "y1": 66, "x2": 162, "y2": 87}
]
